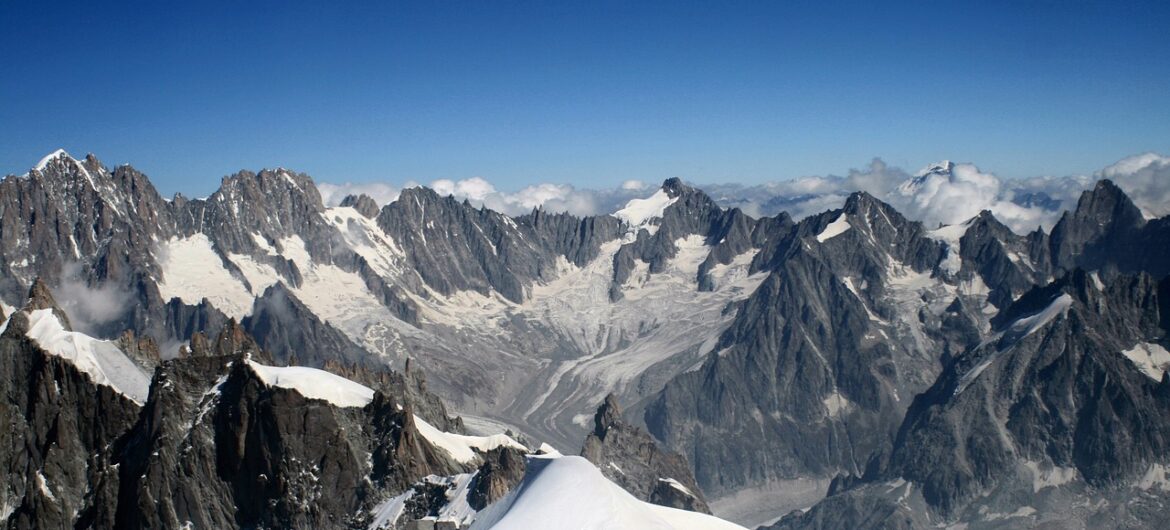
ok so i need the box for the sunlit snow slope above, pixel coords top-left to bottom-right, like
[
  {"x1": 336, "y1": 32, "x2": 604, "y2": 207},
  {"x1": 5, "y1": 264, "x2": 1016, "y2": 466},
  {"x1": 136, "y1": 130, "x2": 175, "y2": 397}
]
[{"x1": 471, "y1": 455, "x2": 746, "y2": 530}]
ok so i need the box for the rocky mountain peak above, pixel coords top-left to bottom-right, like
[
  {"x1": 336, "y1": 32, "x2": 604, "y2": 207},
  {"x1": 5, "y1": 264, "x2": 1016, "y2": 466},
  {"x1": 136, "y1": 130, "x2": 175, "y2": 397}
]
[
  {"x1": 216, "y1": 168, "x2": 326, "y2": 212},
  {"x1": 393, "y1": 185, "x2": 445, "y2": 208},
  {"x1": 842, "y1": 190, "x2": 888, "y2": 216},
  {"x1": 1049, "y1": 178, "x2": 1149, "y2": 272},
  {"x1": 661, "y1": 177, "x2": 689, "y2": 197},
  {"x1": 918, "y1": 160, "x2": 955, "y2": 176},
  {"x1": 580, "y1": 395, "x2": 712, "y2": 514},
  {"x1": 21, "y1": 278, "x2": 73, "y2": 331},
  {"x1": 24, "y1": 278, "x2": 59, "y2": 311},
  {"x1": 659, "y1": 177, "x2": 721, "y2": 212},
  {"x1": 966, "y1": 208, "x2": 1015, "y2": 238},
  {"x1": 340, "y1": 193, "x2": 380, "y2": 218},
  {"x1": 81, "y1": 152, "x2": 103, "y2": 172}
]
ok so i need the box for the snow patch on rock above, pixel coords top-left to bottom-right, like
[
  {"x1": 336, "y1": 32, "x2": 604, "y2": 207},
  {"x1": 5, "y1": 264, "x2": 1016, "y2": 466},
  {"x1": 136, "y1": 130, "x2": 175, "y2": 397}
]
[
  {"x1": 1121, "y1": 342, "x2": 1170, "y2": 381},
  {"x1": 614, "y1": 189, "x2": 678, "y2": 239},
  {"x1": 815, "y1": 213, "x2": 851, "y2": 243}
]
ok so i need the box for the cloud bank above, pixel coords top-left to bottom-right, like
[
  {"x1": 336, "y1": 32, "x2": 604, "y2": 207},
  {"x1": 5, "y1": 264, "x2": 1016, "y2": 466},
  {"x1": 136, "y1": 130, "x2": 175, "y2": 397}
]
[
  {"x1": 317, "y1": 153, "x2": 1169, "y2": 234},
  {"x1": 52, "y1": 263, "x2": 133, "y2": 337}
]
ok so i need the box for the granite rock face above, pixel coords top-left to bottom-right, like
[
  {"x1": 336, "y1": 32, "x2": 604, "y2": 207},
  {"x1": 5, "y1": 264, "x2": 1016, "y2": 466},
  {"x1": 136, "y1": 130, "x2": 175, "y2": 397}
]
[
  {"x1": 110, "y1": 355, "x2": 461, "y2": 529},
  {"x1": 0, "y1": 292, "x2": 488, "y2": 529},
  {"x1": 579, "y1": 394, "x2": 710, "y2": 513},
  {"x1": 644, "y1": 192, "x2": 963, "y2": 496},
  {"x1": 0, "y1": 314, "x2": 141, "y2": 528},
  {"x1": 764, "y1": 184, "x2": 1170, "y2": 529}
]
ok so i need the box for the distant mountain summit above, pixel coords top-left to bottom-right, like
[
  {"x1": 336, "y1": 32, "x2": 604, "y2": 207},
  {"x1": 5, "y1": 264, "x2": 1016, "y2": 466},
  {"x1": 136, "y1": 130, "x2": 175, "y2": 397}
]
[{"x1": 2, "y1": 150, "x2": 1170, "y2": 528}]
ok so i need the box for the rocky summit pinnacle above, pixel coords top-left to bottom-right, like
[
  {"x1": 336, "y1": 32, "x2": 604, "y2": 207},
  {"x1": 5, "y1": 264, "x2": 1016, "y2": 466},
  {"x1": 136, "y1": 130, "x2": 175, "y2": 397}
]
[
  {"x1": 340, "y1": 193, "x2": 380, "y2": 218},
  {"x1": 21, "y1": 278, "x2": 72, "y2": 331},
  {"x1": 580, "y1": 395, "x2": 711, "y2": 514}
]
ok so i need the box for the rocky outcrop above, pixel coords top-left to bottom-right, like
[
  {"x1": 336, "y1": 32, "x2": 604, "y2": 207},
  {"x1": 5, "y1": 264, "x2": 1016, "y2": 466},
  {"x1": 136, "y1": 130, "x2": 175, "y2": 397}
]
[
  {"x1": 377, "y1": 187, "x2": 555, "y2": 303},
  {"x1": 0, "y1": 282, "x2": 142, "y2": 529},
  {"x1": 468, "y1": 447, "x2": 528, "y2": 510},
  {"x1": 321, "y1": 358, "x2": 465, "y2": 434},
  {"x1": 611, "y1": 178, "x2": 763, "y2": 299},
  {"x1": 516, "y1": 208, "x2": 624, "y2": 267},
  {"x1": 580, "y1": 394, "x2": 710, "y2": 513},
  {"x1": 242, "y1": 283, "x2": 372, "y2": 367},
  {"x1": 340, "y1": 194, "x2": 380, "y2": 219},
  {"x1": 889, "y1": 270, "x2": 1170, "y2": 515},
  {"x1": 771, "y1": 269, "x2": 1170, "y2": 529},
  {"x1": 645, "y1": 192, "x2": 962, "y2": 497},
  {"x1": 956, "y1": 210, "x2": 1051, "y2": 309}
]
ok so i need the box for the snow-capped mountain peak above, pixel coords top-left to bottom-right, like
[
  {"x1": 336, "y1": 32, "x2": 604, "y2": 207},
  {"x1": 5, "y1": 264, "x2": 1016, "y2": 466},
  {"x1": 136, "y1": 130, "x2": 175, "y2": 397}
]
[{"x1": 915, "y1": 159, "x2": 955, "y2": 177}]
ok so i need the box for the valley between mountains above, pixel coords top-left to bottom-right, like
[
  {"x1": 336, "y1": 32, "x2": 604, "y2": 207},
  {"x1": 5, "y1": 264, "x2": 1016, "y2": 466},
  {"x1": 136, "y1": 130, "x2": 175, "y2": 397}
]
[{"x1": 3, "y1": 150, "x2": 1170, "y2": 529}]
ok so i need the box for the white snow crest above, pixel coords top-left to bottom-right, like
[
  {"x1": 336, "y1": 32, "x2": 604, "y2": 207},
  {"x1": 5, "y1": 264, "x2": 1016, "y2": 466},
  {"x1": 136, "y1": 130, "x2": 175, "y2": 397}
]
[
  {"x1": 1007, "y1": 294, "x2": 1073, "y2": 339},
  {"x1": 471, "y1": 455, "x2": 746, "y2": 530},
  {"x1": 954, "y1": 293, "x2": 1074, "y2": 396},
  {"x1": 368, "y1": 489, "x2": 414, "y2": 529},
  {"x1": 413, "y1": 415, "x2": 527, "y2": 464},
  {"x1": 23, "y1": 309, "x2": 151, "y2": 404},
  {"x1": 245, "y1": 361, "x2": 375, "y2": 408},
  {"x1": 34, "y1": 149, "x2": 71, "y2": 172}
]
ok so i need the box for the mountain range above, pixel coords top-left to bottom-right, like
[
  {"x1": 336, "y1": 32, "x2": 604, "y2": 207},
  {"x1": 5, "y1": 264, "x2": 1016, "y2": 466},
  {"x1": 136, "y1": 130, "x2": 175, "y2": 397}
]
[{"x1": 2, "y1": 149, "x2": 1169, "y2": 529}]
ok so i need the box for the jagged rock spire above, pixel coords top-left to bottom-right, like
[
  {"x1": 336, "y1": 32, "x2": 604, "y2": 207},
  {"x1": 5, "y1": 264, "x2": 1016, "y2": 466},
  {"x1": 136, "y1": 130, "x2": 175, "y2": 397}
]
[
  {"x1": 593, "y1": 392, "x2": 622, "y2": 439},
  {"x1": 22, "y1": 278, "x2": 72, "y2": 331}
]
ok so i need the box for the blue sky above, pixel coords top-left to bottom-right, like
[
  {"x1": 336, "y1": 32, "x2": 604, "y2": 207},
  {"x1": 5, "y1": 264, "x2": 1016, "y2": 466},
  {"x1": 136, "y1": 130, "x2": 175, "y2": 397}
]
[{"x1": 2, "y1": 0, "x2": 1168, "y2": 197}]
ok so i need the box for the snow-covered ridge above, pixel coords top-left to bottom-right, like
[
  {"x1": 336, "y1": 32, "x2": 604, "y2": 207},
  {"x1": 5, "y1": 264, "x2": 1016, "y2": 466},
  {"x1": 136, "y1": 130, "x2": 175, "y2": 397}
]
[
  {"x1": 35, "y1": 149, "x2": 72, "y2": 171},
  {"x1": 470, "y1": 455, "x2": 746, "y2": 530},
  {"x1": 20, "y1": 308, "x2": 151, "y2": 404},
  {"x1": 245, "y1": 360, "x2": 376, "y2": 408},
  {"x1": 244, "y1": 360, "x2": 527, "y2": 462},
  {"x1": 916, "y1": 160, "x2": 954, "y2": 177},
  {"x1": 1006, "y1": 293, "x2": 1073, "y2": 339},
  {"x1": 413, "y1": 415, "x2": 527, "y2": 464}
]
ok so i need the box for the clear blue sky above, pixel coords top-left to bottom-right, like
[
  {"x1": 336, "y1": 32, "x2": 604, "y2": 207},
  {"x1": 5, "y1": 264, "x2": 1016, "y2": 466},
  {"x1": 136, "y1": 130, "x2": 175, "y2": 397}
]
[{"x1": 2, "y1": 0, "x2": 1168, "y2": 197}]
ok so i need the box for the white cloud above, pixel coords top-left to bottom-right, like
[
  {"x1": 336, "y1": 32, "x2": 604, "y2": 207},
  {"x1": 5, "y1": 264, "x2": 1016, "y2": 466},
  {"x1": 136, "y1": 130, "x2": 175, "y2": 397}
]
[
  {"x1": 52, "y1": 263, "x2": 133, "y2": 337},
  {"x1": 704, "y1": 158, "x2": 1093, "y2": 233},
  {"x1": 431, "y1": 177, "x2": 496, "y2": 201},
  {"x1": 340, "y1": 177, "x2": 649, "y2": 217},
  {"x1": 893, "y1": 162, "x2": 1008, "y2": 228},
  {"x1": 315, "y1": 152, "x2": 1169, "y2": 234},
  {"x1": 317, "y1": 182, "x2": 400, "y2": 208}
]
